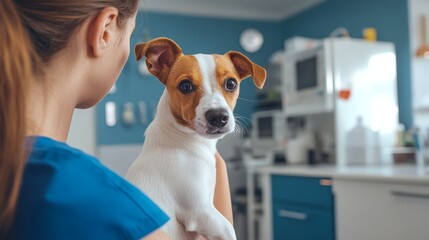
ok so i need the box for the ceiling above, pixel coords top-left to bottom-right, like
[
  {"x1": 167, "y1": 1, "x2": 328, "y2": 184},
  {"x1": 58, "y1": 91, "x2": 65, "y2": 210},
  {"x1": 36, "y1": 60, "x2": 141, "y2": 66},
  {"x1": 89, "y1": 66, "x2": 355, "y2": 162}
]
[{"x1": 140, "y1": 0, "x2": 326, "y2": 21}]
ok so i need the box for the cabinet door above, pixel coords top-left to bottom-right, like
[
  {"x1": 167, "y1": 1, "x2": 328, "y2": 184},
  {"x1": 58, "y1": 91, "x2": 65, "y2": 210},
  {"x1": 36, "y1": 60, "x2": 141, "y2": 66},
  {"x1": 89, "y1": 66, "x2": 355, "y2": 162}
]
[
  {"x1": 272, "y1": 175, "x2": 334, "y2": 208},
  {"x1": 334, "y1": 180, "x2": 429, "y2": 240},
  {"x1": 273, "y1": 202, "x2": 335, "y2": 240}
]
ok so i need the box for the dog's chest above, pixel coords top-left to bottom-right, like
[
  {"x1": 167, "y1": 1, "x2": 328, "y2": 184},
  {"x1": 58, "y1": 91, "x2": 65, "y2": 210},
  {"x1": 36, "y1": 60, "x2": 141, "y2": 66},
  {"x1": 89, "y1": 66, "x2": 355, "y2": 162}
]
[{"x1": 138, "y1": 141, "x2": 218, "y2": 187}]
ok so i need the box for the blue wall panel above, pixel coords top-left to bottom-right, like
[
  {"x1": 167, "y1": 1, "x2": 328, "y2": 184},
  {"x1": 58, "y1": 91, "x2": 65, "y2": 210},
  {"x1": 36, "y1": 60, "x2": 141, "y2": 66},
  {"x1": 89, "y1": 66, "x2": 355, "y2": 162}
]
[
  {"x1": 96, "y1": 12, "x2": 283, "y2": 145},
  {"x1": 96, "y1": 1, "x2": 413, "y2": 146}
]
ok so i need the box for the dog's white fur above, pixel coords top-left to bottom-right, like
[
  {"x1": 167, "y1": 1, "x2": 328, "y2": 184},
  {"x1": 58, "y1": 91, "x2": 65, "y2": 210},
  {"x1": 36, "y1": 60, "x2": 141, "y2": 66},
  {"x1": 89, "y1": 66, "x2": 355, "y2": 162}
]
[{"x1": 126, "y1": 54, "x2": 237, "y2": 240}]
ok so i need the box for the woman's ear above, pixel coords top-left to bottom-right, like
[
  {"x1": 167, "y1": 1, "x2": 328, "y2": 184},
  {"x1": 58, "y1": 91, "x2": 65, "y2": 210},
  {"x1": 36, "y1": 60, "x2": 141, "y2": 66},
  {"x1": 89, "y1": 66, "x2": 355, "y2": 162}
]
[{"x1": 87, "y1": 7, "x2": 119, "y2": 57}]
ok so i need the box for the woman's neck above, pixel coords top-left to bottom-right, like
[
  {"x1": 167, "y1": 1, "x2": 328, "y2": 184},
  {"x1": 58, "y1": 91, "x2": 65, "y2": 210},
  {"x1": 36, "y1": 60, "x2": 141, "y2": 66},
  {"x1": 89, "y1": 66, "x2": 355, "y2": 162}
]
[
  {"x1": 26, "y1": 90, "x2": 74, "y2": 142},
  {"x1": 26, "y1": 60, "x2": 80, "y2": 142}
]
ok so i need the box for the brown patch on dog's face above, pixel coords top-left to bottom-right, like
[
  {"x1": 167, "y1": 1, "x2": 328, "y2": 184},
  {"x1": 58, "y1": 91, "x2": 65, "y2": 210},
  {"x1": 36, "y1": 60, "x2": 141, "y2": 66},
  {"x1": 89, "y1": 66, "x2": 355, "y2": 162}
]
[
  {"x1": 213, "y1": 54, "x2": 242, "y2": 110},
  {"x1": 165, "y1": 55, "x2": 203, "y2": 129}
]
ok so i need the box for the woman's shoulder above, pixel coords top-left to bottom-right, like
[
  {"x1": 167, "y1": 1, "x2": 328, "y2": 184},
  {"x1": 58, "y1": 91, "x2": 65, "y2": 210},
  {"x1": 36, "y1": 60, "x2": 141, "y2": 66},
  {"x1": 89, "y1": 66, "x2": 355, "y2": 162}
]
[{"x1": 14, "y1": 136, "x2": 169, "y2": 240}]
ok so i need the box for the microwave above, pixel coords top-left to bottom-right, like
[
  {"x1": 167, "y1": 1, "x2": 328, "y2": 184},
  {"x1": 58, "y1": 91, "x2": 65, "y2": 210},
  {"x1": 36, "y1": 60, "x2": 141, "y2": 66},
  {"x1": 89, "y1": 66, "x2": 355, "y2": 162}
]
[
  {"x1": 251, "y1": 110, "x2": 286, "y2": 151},
  {"x1": 283, "y1": 42, "x2": 335, "y2": 117}
]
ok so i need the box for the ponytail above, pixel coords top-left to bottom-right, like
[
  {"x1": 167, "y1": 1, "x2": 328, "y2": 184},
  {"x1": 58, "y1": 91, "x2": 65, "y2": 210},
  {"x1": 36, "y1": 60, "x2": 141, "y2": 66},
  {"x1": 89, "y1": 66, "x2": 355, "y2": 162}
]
[{"x1": 0, "y1": 0, "x2": 35, "y2": 232}]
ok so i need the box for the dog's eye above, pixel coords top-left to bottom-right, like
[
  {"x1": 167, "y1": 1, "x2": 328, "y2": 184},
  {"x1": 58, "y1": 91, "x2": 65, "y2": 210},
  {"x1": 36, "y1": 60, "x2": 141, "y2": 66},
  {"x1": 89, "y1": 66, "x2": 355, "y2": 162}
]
[
  {"x1": 225, "y1": 78, "x2": 238, "y2": 92},
  {"x1": 178, "y1": 80, "x2": 194, "y2": 94}
]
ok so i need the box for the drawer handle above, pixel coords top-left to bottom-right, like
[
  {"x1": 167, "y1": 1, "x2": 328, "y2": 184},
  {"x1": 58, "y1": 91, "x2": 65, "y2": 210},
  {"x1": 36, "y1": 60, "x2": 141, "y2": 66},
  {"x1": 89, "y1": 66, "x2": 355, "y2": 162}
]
[
  {"x1": 320, "y1": 179, "x2": 332, "y2": 186},
  {"x1": 391, "y1": 190, "x2": 429, "y2": 199},
  {"x1": 277, "y1": 209, "x2": 308, "y2": 220}
]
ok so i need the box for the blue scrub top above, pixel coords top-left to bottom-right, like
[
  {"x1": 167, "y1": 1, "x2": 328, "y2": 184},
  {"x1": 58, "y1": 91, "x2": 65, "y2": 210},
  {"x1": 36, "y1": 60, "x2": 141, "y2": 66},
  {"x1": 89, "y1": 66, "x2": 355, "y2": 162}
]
[{"x1": 10, "y1": 136, "x2": 169, "y2": 240}]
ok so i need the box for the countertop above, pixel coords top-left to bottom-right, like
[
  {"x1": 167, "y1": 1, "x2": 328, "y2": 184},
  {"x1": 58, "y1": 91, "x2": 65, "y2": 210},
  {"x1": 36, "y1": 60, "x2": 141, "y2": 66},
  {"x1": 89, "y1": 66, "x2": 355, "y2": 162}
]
[{"x1": 257, "y1": 164, "x2": 429, "y2": 185}]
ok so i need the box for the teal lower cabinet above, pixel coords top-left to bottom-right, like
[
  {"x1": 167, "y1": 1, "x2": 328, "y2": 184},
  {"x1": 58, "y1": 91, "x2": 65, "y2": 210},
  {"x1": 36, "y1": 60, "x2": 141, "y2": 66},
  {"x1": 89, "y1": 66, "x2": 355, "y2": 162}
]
[
  {"x1": 273, "y1": 202, "x2": 334, "y2": 239},
  {"x1": 272, "y1": 175, "x2": 335, "y2": 240}
]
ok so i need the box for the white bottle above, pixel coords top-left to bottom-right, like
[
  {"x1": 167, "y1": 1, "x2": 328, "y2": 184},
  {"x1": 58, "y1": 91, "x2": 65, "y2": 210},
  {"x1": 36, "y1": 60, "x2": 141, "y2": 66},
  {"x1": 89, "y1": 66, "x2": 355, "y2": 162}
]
[
  {"x1": 122, "y1": 102, "x2": 135, "y2": 126},
  {"x1": 346, "y1": 117, "x2": 380, "y2": 165}
]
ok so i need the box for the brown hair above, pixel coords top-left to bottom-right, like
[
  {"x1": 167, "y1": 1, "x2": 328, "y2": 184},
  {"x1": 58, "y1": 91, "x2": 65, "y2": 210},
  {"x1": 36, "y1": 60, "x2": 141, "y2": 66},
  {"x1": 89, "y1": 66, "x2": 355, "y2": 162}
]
[
  {"x1": 0, "y1": 0, "x2": 138, "y2": 233},
  {"x1": 0, "y1": 0, "x2": 34, "y2": 232}
]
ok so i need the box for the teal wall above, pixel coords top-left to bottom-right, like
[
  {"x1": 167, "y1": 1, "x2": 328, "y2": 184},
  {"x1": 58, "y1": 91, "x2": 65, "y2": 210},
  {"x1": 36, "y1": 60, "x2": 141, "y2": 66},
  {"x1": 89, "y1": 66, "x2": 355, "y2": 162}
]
[
  {"x1": 280, "y1": 0, "x2": 412, "y2": 128},
  {"x1": 97, "y1": 11, "x2": 283, "y2": 145},
  {"x1": 97, "y1": 0, "x2": 413, "y2": 145}
]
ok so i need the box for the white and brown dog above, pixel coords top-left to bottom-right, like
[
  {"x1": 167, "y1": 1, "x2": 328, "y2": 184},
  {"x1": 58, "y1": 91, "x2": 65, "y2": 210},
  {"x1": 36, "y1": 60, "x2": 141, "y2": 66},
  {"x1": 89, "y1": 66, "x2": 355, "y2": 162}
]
[{"x1": 125, "y1": 38, "x2": 266, "y2": 240}]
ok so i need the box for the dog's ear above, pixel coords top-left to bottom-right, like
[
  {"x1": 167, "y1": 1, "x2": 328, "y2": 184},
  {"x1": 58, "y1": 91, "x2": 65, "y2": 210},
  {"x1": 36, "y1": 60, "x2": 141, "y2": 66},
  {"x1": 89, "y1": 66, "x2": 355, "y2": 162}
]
[
  {"x1": 134, "y1": 37, "x2": 183, "y2": 84},
  {"x1": 226, "y1": 51, "x2": 266, "y2": 89}
]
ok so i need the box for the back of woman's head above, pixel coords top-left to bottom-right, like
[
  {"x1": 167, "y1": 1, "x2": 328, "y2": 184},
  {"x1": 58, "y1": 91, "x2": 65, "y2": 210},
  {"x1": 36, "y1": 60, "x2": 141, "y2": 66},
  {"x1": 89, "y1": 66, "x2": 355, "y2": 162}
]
[
  {"x1": 0, "y1": 0, "x2": 138, "y2": 234},
  {"x1": 16, "y1": 0, "x2": 138, "y2": 64}
]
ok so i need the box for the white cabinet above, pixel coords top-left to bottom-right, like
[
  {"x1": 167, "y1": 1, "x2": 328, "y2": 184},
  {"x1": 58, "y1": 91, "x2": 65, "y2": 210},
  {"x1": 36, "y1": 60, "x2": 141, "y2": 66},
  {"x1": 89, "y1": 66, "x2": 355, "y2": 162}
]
[
  {"x1": 334, "y1": 179, "x2": 429, "y2": 240},
  {"x1": 410, "y1": 0, "x2": 429, "y2": 132}
]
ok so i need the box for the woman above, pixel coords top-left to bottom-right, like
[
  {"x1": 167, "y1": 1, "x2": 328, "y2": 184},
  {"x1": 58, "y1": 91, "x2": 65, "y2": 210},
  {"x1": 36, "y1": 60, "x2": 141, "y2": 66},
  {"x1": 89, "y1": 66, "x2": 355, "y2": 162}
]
[{"x1": 0, "y1": 0, "x2": 233, "y2": 239}]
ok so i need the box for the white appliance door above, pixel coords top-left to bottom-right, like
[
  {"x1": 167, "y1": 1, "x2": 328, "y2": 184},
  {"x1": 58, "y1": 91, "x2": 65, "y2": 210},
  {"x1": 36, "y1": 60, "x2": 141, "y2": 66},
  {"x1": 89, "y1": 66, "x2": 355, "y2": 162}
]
[{"x1": 330, "y1": 38, "x2": 398, "y2": 166}]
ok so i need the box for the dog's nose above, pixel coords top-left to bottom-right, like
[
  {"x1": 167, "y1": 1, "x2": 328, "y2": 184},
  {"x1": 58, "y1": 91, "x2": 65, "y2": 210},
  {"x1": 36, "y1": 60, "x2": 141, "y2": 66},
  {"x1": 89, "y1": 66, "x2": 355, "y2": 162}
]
[{"x1": 205, "y1": 108, "x2": 229, "y2": 128}]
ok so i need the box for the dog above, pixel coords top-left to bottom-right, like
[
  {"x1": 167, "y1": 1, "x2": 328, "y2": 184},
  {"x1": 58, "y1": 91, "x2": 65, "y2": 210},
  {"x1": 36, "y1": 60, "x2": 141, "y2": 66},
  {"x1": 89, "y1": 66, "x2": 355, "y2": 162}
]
[{"x1": 125, "y1": 37, "x2": 266, "y2": 240}]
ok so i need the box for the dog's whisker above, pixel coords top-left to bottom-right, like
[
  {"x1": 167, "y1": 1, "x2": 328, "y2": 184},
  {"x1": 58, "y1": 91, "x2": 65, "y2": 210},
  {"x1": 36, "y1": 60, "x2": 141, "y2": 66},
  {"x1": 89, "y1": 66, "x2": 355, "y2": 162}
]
[
  {"x1": 235, "y1": 117, "x2": 250, "y2": 130},
  {"x1": 238, "y1": 117, "x2": 253, "y2": 124},
  {"x1": 236, "y1": 124, "x2": 245, "y2": 138},
  {"x1": 233, "y1": 120, "x2": 248, "y2": 138},
  {"x1": 233, "y1": 124, "x2": 241, "y2": 137},
  {"x1": 239, "y1": 119, "x2": 250, "y2": 129},
  {"x1": 235, "y1": 121, "x2": 247, "y2": 131},
  {"x1": 235, "y1": 118, "x2": 245, "y2": 129},
  {"x1": 234, "y1": 115, "x2": 253, "y2": 126},
  {"x1": 237, "y1": 97, "x2": 258, "y2": 103},
  {"x1": 234, "y1": 116, "x2": 252, "y2": 124}
]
